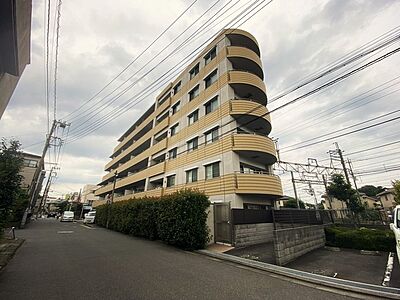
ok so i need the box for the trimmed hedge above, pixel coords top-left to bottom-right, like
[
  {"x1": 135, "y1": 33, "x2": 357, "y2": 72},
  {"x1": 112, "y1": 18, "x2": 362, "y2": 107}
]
[
  {"x1": 95, "y1": 189, "x2": 210, "y2": 250},
  {"x1": 325, "y1": 226, "x2": 395, "y2": 252}
]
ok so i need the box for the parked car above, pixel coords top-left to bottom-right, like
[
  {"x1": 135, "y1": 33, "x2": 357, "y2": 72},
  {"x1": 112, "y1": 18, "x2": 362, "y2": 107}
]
[
  {"x1": 47, "y1": 212, "x2": 57, "y2": 218},
  {"x1": 60, "y1": 211, "x2": 74, "y2": 222},
  {"x1": 390, "y1": 205, "x2": 400, "y2": 263},
  {"x1": 83, "y1": 211, "x2": 96, "y2": 224}
]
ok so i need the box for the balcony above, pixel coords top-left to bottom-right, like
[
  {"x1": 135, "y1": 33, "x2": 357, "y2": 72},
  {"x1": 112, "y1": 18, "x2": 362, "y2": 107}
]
[
  {"x1": 230, "y1": 99, "x2": 271, "y2": 135},
  {"x1": 225, "y1": 29, "x2": 260, "y2": 56},
  {"x1": 232, "y1": 133, "x2": 277, "y2": 165},
  {"x1": 227, "y1": 46, "x2": 263, "y2": 80},
  {"x1": 235, "y1": 172, "x2": 283, "y2": 196},
  {"x1": 228, "y1": 71, "x2": 267, "y2": 106}
]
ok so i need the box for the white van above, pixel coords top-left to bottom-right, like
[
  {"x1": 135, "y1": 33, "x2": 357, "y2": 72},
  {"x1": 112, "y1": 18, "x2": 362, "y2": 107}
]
[
  {"x1": 61, "y1": 211, "x2": 74, "y2": 222},
  {"x1": 390, "y1": 205, "x2": 400, "y2": 260}
]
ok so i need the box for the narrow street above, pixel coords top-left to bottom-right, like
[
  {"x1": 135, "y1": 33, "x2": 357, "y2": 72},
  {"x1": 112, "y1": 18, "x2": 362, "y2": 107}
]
[{"x1": 0, "y1": 219, "x2": 357, "y2": 300}]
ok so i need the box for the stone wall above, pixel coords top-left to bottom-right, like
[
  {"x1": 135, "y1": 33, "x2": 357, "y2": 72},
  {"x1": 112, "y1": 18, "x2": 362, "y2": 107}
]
[
  {"x1": 274, "y1": 225, "x2": 325, "y2": 266},
  {"x1": 233, "y1": 223, "x2": 274, "y2": 247}
]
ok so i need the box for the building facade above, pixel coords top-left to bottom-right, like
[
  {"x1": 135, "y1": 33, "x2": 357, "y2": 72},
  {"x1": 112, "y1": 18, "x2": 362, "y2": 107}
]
[
  {"x1": 377, "y1": 188, "x2": 396, "y2": 210},
  {"x1": 21, "y1": 152, "x2": 43, "y2": 190},
  {"x1": 95, "y1": 29, "x2": 283, "y2": 209},
  {"x1": 0, "y1": 0, "x2": 32, "y2": 119},
  {"x1": 81, "y1": 184, "x2": 99, "y2": 204}
]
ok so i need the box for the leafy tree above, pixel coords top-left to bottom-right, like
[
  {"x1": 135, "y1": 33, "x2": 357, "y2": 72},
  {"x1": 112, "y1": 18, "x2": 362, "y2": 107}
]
[
  {"x1": 0, "y1": 139, "x2": 24, "y2": 233},
  {"x1": 358, "y1": 185, "x2": 385, "y2": 197},
  {"x1": 55, "y1": 201, "x2": 69, "y2": 213},
  {"x1": 393, "y1": 180, "x2": 400, "y2": 205},
  {"x1": 283, "y1": 197, "x2": 305, "y2": 209},
  {"x1": 327, "y1": 174, "x2": 364, "y2": 214}
]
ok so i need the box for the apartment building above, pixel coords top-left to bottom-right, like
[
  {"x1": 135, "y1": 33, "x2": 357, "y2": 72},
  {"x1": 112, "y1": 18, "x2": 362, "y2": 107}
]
[{"x1": 95, "y1": 29, "x2": 283, "y2": 209}]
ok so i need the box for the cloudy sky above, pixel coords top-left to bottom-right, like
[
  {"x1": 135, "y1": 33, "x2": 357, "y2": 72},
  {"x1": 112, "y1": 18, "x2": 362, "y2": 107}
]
[{"x1": 1, "y1": 0, "x2": 399, "y2": 203}]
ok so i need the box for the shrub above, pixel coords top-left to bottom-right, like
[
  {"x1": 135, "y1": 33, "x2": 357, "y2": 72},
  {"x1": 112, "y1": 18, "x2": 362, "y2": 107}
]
[
  {"x1": 95, "y1": 189, "x2": 210, "y2": 250},
  {"x1": 325, "y1": 226, "x2": 395, "y2": 252}
]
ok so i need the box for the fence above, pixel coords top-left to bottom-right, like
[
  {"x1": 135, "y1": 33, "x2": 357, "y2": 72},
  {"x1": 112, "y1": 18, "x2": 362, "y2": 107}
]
[
  {"x1": 331, "y1": 208, "x2": 390, "y2": 227},
  {"x1": 231, "y1": 208, "x2": 332, "y2": 229}
]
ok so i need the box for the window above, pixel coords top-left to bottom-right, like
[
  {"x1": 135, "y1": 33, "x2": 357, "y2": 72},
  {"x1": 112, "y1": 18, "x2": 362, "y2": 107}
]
[
  {"x1": 205, "y1": 96, "x2": 219, "y2": 114},
  {"x1": 204, "y1": 69, "x2": 218, "y2": 88},
  {"x1": 173, "y1": 81, "x2": 181, "y2": 94},
  {"x1": 188, "y1": 109, "x2": 199, "y2": 125},
  {"x1": 205, "y1": 162, "x2": 220, "y2": 179},
  {"x1": 205, "y1": 127, "x2": 219, "y2": 144},
  {"x1": 186, "y1": 168, "x2": 198, "y2": 183},
  {"x1": 187, "y1": 137, "x2": 198, "y2": 152},
  {"x1": 171, "y1": 101, "x2": 180, "y2": 115},
  {"x1": 23, "y1": 159, "x2": 38, "y2": 168},
  {"x1": 188, "y1": 85, "x2": 199, "y2": 101},
  {"x1": 189, "y1": 63, "x2": 200, "y2": 80},
  {"x1": 158, "y1": 92, "x2": 170, "y2": 106},
  {"x1": 170, "y1": 123, "x2": 179, "y2": 136},
  {"x1": 204, "y1": 47, "x2": 216, "y2": 65},
  {"x1": 168, "y1": 148, "x2": 177, "y2": 159},
  {"x1": 166, "y1": 175, "x2": 176, "y2": 187}
]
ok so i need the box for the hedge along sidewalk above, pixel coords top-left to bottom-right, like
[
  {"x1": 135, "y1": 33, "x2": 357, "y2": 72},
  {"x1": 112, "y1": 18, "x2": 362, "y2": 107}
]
[
  {"x1": 95, "y1": 189, "x2": 210, "y2": 251},
  {"x1": 0, "y1": 238, "x2": 24, "y2": 271},
  {"x1": 325, "y1": 226, "x2": 396, "y2": 252}
]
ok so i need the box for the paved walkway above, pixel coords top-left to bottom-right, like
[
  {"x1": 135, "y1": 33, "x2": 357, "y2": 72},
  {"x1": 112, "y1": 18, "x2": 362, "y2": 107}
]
[{"x1": 0, "y1": 219, "x2": 355, "y2": 300}]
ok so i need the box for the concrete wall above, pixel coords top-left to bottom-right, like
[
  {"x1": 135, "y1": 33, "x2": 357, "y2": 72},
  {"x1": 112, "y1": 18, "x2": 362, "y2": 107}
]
[
  {"x1": 273, "y1": 225, "x2": 325, "y2": 266},
  {"x1": 206, "y1": 205, "x2": 215, "y2": 245},
  {"x1": 233, "y1": 223, "x2": 274, "y2": 247}
]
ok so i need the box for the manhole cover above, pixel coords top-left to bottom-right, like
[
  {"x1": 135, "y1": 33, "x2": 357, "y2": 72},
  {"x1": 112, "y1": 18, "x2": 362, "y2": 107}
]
[{"x1": 57, "y1": 231, "x2": 74, "y2": 234}]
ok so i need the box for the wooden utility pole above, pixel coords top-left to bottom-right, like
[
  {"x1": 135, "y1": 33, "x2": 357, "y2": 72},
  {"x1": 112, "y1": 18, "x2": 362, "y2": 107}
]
[
  {"x1": 335, "y1": 142, "x2": 351, "y2": 186},
  {"x1": 290, "y1": 171, "x2": 300, "y2": 208}
]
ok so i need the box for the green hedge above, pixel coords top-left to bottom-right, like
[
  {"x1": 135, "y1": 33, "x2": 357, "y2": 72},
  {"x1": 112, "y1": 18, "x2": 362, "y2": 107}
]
[
  {"x1": 95, "y1": 189, "x2": 210, "y2": 250},
  {"x1": 325, "y1": 226, "x2": 395, "y2": 252}
]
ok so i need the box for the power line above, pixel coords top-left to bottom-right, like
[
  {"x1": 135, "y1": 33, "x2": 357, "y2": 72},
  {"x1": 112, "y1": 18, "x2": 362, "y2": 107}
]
[
  {"x1": 66, "y1": 0, "x2": 272, "y2": 142},
  {"x1": 62, "y1": 0, "x2": 200, "y2": 121},
  {"x1": 53, "y1": 0, "x2": 62, "y2": 121}
]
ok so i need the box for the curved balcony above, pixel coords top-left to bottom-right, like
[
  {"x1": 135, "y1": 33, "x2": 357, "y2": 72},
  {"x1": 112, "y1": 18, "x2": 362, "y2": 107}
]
[
  {"x1": 235, "y1": 172, "x2": 283, "y2": 197},
  {"x1": 227, "y1": 46, "x2": 263, "y2": 80},
  {"x1": 232, "y1": 133, "x2": 277, "y2": 165},
  {"x1": 228, "y1": 71, "x2": 267, "y2": 106},
  {"x1": 230, "y1": 99, "x2": 271, "y2": 135},
  {"x1": 223, "y1": 29, "x2": 260, "y2": 56}
]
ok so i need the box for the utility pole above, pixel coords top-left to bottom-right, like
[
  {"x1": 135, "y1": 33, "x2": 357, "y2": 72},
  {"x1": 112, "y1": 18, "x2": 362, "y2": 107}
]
[
  {"x1": 290, "y1": 171, "x2": 300, "y2": 208},
  {"x1": 308, "y1": 182, "x2": 318, "y2": 210},
  {"x1": 38, "y1": 166, "x2": 56, "y2": 216},
  {"x1": 21, "y1": 120, "x2": 68, "y2": 228},
  {"x1": 348, "y1": 159, "x2": 362, "y2": 202},
  {"x1": 322, "y1": 174, "x2": 333, "y2": 209},
  {"x1": 106, "y1": 171, "x2": 118, "y2": 228},
  {"x1": 335, "y1": 142, "x2": 351, "y2": 186}
]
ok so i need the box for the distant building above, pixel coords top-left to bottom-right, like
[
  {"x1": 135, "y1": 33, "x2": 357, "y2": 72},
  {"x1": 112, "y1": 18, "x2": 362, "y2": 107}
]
[
  {"x1": 21, "y1": 152, "x2": 43, "y2": 190},
  {"x1": 321, "y1": 194, "x2": 347, "y2": 210},
  {"x1": 359, "y1": 193, "x2": 379, "y2": 209},
  {"x1": 0, "y1": 0, "x2": 32, "y2": 119},
  {"x1": 81, "y1": 184, "x2": 99, "y2": 205},
  {"x1": 377, "y1": 188, "x2": 396, "y2": 210}
]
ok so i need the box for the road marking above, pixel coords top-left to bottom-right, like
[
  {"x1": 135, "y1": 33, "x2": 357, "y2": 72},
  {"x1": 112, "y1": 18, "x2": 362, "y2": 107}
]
[
  {"x1": 80, "y1": 224, "x2": 95, "y2": 230},
  {"x1": 57, "y1": 231, "x2": 74, "y2": 234}
]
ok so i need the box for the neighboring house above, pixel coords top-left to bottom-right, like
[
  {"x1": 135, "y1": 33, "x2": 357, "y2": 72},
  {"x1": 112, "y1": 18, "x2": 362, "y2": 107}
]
[
  {"x1": 95, "y1": 29, "x2": 283, "y2": 209},
  {"x1": 377, "y1": 188, "x2": 396, "y2": 210},
  {"x1": 21, "y1": 152, "x2": 43, "y2": 190},
  {"x1": 81, "y1": 184, "x2": 99, "y2": 205},
  {"x1": 321, "y1": 194, "x2": 347, "y2": 210},
  {"x1": 0, "y1": 0, "x2": 32, "y2": 119},
  {"x1": 359, "y1": 193, "x2": 379, "y2": 209}
]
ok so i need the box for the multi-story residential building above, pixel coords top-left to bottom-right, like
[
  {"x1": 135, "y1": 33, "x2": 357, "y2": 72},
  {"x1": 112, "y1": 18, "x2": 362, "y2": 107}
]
[
  {"x1": 81, "y1": 184, "x2": 99, "y2": 205},
  {"x1": 21, "y1": 152, "x2": 44, "y2": 190},
  {"x1": 0, "y1": 0, "x2": 32, "y2": 119},
  {"x1": 95, "y1": 29, "x2": 283, "y2": 209}
]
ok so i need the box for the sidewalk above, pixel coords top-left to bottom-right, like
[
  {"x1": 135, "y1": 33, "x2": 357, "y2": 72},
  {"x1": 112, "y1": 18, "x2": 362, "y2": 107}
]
[{"x1": 0, "y1": 238, "x2": 24, "y2": 271}]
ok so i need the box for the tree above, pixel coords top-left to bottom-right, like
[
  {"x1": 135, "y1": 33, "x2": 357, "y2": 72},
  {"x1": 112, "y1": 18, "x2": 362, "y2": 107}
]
[
  {"x1": 283, "y1": 197, "x2": 305, "y2": 209},
  {"x1": 327, "y1": 174, "x2": 364, "y2": 214},
  {"x1": 0, "y1": 139, "x2": 24, "y2": 233},
  {"x1": 393, "y1": 180, "x2": 400, "y2": 205},
  {"x1": 358, "y1": 185, "x2": 385, "y2": 197}
]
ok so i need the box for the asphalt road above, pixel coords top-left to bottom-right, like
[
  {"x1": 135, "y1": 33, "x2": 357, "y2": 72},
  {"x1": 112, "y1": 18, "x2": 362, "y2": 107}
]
[{"x1": 0, "y1": 219, "x2": 356, "y2": 300}]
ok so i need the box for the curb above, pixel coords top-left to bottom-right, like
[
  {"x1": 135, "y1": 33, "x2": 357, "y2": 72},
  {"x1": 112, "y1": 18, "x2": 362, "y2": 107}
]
[
  {"x1": 196, "y1": 249, "x2": 400, "y2": 299},
  {"x1": 0, "y1": 239, "x2": 25, "y2": 272}
]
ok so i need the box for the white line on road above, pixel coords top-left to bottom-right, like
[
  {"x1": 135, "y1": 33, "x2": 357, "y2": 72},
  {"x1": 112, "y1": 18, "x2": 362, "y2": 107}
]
[{"x1": 80, "y1": 224, "x2": 95, "y2": 230}]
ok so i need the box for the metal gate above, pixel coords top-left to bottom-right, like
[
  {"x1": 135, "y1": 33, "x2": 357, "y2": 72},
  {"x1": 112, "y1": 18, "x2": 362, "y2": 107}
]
[{"x1": 214, "y1": 203, "x2": 232, "y2": 244}]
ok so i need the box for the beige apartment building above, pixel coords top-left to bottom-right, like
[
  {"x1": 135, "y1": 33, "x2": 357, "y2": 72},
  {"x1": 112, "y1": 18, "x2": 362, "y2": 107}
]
[{"x1": 95, "y1": 29, "x2": 283, "y2": 209}]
